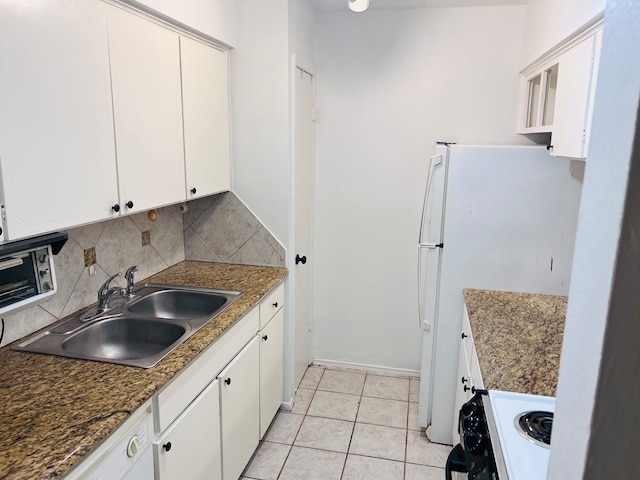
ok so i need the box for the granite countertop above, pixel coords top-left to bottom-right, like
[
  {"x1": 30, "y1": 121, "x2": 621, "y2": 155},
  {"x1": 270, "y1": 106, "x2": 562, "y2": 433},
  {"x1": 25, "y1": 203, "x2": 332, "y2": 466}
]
[
  {"x1": 0, "y1": 261, "x2": 287, "y2": 480},
  {"x1": 463, "y1": 289, "x2": 567, "y2": 397}
]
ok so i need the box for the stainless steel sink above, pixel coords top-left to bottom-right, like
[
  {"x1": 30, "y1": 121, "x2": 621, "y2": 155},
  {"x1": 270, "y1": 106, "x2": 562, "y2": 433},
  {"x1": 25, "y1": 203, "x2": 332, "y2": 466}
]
[
  {"x1": 127, "y1": 289, "x2": 229, "y2": 320},
  {"x1": 12, "y1": 283, "x2": 242, "y2": 368},
  {"x1": 62, "y1": 317, "x2": 186, "y2": 361}
]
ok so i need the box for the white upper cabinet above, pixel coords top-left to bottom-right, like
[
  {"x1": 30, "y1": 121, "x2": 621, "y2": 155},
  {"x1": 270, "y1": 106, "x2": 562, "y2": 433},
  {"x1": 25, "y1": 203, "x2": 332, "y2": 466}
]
[
  {"x1": 120, "y1": 0, "x2": 237, "y2": 47},
  {"x1": 181, "y1": 37, "x2": 231, "y2": 199},
  {"x1": 517, "y1": 23, "x2": 602, "y2": 159},
  {"x1": 550, "y1": 31, "x2": 602, "y2": 159},
  {"x1": 106, "y1": 6, "x2": 186, "y2": 214},
  {"x1": 0, "y1": 0, "x2": 118, "y2": 240}
]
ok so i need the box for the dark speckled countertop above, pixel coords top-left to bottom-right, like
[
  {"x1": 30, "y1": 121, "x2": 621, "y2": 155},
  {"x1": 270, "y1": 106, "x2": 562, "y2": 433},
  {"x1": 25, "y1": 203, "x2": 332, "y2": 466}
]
[
  {"x1": 463, "y1": 289, "x2": 567, "y2": 397},
  {"x1": 0, "y1": 261, "x2": 287, "y2": 480}
]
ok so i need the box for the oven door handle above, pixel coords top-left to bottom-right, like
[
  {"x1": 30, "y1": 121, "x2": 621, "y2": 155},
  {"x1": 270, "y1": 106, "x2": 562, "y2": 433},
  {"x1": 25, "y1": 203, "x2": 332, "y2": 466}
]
[
  {"x1": 445, "y1": 444, "x2": 467, "y2": 480},
  {"x1": 0, "y1": 257, "x2": 24, "y2": 271}
]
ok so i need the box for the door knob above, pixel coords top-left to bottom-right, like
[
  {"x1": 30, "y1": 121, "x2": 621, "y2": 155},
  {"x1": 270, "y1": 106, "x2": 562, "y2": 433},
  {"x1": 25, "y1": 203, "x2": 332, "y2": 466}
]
[
  {"x1": 125, "y1": 200, "x2": 134, "y2": 209},
  {"x1": 295, "y1": 254, "x2": 307, "y2": 265}
]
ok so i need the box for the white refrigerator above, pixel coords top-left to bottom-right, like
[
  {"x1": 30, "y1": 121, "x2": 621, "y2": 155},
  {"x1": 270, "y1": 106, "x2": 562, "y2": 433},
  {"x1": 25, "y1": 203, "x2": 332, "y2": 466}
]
[{"x1": 417, "y1": 144, "x2": 582, "y2": 445}]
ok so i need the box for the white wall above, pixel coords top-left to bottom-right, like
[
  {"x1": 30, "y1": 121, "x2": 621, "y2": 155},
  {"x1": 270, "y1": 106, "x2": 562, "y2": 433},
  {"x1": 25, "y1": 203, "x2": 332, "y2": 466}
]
[
  {"x1": 521, "y1": 0, "x2": 605, "y2": 67},
  {"x1": 231, "y1": 0, "x2": 291, "y2": 246},
  {"x1": 313, "y1": 5, "x2": 535, "y2": 371},
  {"x1": 292, "y1": 0, "x2": 316, "y2": 62},
  {"x1": 548, "y1": 0, "x2": 640, "y2": 478}
]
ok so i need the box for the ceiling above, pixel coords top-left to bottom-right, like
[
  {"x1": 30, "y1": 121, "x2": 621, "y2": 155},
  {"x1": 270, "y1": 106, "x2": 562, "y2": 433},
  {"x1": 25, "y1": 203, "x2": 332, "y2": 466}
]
[{"x1": 307, "y1": 0, "x2": 527, "y2": 12}]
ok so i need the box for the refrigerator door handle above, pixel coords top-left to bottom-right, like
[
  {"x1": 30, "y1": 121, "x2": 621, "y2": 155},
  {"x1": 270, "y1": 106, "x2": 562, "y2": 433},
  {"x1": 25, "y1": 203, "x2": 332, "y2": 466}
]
[
  {"x1": 418, "y1": 243, "x2": 442, "y2": 332},
  {"x1": 418, "y1": 247, "x2": 426, "y2": 330},
  {"x1": 418, "y1": 244, "x2": 441, "y2": 331},
  {"x1": 418, "y1": 154, "x2": 443, "y2": 244}
]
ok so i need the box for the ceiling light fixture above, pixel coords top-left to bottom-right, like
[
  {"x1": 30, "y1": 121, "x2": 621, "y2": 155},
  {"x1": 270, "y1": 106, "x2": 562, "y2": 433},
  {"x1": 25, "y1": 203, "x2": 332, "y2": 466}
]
[{"x1": 348, "y1": 0, "x2": 370, "y2": 13}]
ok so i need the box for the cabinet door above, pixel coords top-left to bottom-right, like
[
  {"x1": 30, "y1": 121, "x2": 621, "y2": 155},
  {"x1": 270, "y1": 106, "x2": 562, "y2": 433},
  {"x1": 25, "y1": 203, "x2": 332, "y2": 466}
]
[
  {"x1": 219, "y1": 337, "x2": 260, "y2": 480},
  {"x1": 259, "y1": 309, "x2": 284, "y2": 438},
  {"x1": 452, "y1": 340, "x2": 472, "y2": 444},
  {"x1": 0, "y1": 0, "x2": 119, "y2": 239},
  {"x1": 550, "y1": 35, "x2": 597, "y2": 158},
  {"x1": 106, "y1": 6, "x2": 185, "y2": 214},
  {"x1": 181, "y1": 36, "x2": 230, "y2": 199},
  {"x1": 155, "y1": 379, "x2": 222, "y2": 480}
]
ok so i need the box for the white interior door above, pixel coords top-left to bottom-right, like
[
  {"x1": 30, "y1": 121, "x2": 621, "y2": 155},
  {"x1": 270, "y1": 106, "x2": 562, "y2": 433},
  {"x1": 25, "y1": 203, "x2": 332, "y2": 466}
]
[{"x1": 293, "y1": 65, "x2": 315, "y2": 388}]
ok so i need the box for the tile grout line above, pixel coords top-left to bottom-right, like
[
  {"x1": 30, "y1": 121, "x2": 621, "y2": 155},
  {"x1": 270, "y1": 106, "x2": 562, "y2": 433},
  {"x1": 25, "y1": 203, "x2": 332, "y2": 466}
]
[
  {"x1": 278, "y1": 366, "x2": 325, "y2": 479},
  {"x1": 268, "y1": 367, "x2": 434, "y2": 480},
  {"x1": 339, "y1": 371, "x2": 367, "y2": 479}
]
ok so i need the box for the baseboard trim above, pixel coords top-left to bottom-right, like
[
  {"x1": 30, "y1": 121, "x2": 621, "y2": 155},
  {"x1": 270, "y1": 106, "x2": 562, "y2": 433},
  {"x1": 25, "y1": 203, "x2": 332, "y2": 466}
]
[
  {"x1": 312, "y1": 359, "x2": 420, "y2": 378},
  {"x1": 280, "y1": 397, "x2": 294, "y2": 412}
]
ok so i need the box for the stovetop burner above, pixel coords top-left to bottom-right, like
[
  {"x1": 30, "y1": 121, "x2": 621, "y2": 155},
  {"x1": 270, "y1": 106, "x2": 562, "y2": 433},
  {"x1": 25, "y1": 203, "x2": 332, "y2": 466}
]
[{"x1": 515, "y1": 410, "x2": 553, "y2": 447}]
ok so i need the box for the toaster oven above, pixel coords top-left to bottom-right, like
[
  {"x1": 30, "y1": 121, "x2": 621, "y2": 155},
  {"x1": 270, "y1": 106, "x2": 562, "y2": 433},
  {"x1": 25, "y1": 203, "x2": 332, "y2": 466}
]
[{"x1": 0, "y1": 232, "x2": 67, "y2": 316}]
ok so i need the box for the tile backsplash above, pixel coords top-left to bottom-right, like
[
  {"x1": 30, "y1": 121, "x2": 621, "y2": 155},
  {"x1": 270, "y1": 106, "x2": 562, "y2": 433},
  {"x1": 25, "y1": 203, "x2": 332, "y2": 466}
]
[
  {"x1": 183, "y1": 192, "x2": 285, "y2": 268},
  {"x1": 0, "y1": 192, "x2": 284, "y2": 347}
]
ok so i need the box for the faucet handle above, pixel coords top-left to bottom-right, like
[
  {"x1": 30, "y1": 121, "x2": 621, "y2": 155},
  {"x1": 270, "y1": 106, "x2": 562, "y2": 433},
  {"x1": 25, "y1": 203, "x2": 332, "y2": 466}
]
[
  {"x1": 124, "y1": 265, "x2": 138, "y2": 297},
  {"x1": 98, "y1": 272, "x2": 122, "y2": 297},
  {"x1": 125, "y1": 265, "x2": 138, "y2": 280}
]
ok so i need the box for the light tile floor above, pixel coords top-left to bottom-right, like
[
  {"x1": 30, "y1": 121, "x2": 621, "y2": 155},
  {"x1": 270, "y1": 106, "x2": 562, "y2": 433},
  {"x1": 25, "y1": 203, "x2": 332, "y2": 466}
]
[{"x1": 241, "y1": 365, "x2": 452, "y2": 480}]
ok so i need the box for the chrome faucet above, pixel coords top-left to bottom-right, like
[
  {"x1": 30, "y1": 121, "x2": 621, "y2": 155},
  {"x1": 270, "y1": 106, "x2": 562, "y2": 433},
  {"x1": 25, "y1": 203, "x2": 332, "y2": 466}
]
[
  {"x1": 97, "y1": 272, "x2": 123, "y2": 313},
  {"x1": 124, "y1": 265, "x2": 138, "y2": 298}
]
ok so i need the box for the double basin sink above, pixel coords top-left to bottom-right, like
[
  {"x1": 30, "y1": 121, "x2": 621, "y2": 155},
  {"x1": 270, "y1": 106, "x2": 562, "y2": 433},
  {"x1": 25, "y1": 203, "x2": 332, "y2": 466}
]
[{"x1": 13, "y1": 284, "x2": 243, "y2": 368}]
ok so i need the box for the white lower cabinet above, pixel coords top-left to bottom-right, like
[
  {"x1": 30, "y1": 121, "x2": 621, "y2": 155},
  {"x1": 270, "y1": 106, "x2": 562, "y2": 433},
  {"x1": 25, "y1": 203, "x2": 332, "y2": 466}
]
[
  {"x1": 154, "y1": 379, "x2": 221, "y2": 480},
  {"x1": 452, "y1": 337, "x2": 472, "y2": 444},
  {"x1": 259, "y1": 308, "x2": 284, "y2": 438},
  {"x1": 69, "y1": 282, "x2": 285, "y2": 480},
  {"x1": 219, "y1": 337, "x2": 260, "y2": 480},
  {"x1": 452, "y1": 306, "x2": 484, "y2": 444}
]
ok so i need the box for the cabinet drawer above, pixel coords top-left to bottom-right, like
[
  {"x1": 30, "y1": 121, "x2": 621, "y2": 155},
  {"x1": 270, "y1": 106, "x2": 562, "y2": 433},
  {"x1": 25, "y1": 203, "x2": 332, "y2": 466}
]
[
  {"x1": 155, "y1": 308, "x2": 259, "y2": 432},
  {"x1": 259, "y1": 283, "x2": 284, "y2": 329},
  {"x1": 154, "y1": 379, "x2": 221, "y2": 480}
]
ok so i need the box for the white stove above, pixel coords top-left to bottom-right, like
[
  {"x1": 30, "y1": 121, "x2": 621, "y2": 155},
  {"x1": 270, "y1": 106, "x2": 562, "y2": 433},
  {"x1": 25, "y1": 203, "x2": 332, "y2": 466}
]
[{"x1": 485, "y1": 390, "x2": 555, "y2": 480}]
